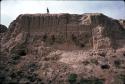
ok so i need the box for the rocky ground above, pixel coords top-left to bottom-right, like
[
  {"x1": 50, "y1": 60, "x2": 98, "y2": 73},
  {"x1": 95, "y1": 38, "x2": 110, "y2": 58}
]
[{"x1": 0, "y1": 13, "x2": 125, "y2": 84}]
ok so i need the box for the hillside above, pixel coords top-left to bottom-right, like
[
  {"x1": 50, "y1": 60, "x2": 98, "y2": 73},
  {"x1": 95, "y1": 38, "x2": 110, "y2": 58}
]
[{"x1": 0, "y1": 13, "x2": 125, "y2": 84}]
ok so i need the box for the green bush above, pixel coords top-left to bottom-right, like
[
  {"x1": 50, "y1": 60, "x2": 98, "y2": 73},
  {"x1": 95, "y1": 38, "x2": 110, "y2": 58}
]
[
  {"x1": 11, "y1": 48, "x2": 27, "y2": 60},
  {"x1": 11, "y1": 54, "x2": 20, "y2": 60},
  {"x1": 79, "y1": 78, "x2": 104, "y2": 84},
  {"x1": 79, "y1": 79, "x2": 92, "y2": 84},
  {"x1": 119, "y1": 75, "x2": 125, "y2": 84},
  {"x1": 68, "y1": 73, "x2": 77, "y2": 84}
]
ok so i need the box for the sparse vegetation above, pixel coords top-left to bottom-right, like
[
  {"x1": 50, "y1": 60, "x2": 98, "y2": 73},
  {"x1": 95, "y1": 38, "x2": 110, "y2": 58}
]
[
  {"x1": 11, "y1": 53, "x2": 20, "y2": 60},
  {"x1": 82, "y1": 60, "x2": 90, "y2": 65},
  {"x1": 119, "y1": 75, "x2": 125, "y2": 84},
  {"x1": 79, "y1": 78, "x2": 104, "y2": 84},
  {"x1": 114, "y1": 59, "x2": 121, "y2": 68},
  {"x1": 42, "y1": 34, "x2": 47, "y2": 42},
  {"x1": 49, "y1": 35, "x2": 56, "y2": 45},
  {"x1": 8, "y1": 45, "x2": 27, "y2": 65},
  {"x1": 1, "y1": 13, "x2": 125, "y2": 84},
  {"x1": 114, "y1": 74, "x2": 125, "y2": 84},
  {"x1": 10, "y1": 44, "x2": 27, "y2": 56},
  {"x1": 90, "y1": 59, "x2": 98, "y2": 65},
  {"x1": 55, "y1": 34, "x2": 64, "y2": 43},
  {"x1": 98, "y1": 51, "x2": 106, "y2": 57},
  {"x1": 68, "y1": 73, "x2": 77, "y2": 84}
]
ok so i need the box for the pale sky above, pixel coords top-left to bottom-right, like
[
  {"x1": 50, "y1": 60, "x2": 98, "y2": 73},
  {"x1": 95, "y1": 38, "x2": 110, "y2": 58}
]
[{"x1": 1, "y1": 0, "x2": 125, "y2": 27}]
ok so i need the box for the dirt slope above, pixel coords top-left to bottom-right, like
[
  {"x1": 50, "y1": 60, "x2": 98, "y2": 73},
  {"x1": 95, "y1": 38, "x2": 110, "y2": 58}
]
[{"x1": 0, "y1": 13, "x2": 125, "y2": 84}]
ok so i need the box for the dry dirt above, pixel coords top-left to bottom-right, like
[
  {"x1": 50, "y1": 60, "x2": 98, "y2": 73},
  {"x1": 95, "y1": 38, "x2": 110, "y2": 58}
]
[{"x1": 0, "y1": 13, "x2": 125, "y2": 84}]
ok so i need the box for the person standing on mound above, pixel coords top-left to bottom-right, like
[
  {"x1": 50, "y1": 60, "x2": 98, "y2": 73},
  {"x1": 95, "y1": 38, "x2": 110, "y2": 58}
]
[{"x1": 47, "y1": 7, "x2": 49, "y2": 14}]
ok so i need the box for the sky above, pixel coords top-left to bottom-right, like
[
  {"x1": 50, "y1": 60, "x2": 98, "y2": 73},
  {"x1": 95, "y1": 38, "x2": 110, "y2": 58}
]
[{"x1": 0, "y1": 0, "x2": 125, "y2": 27}]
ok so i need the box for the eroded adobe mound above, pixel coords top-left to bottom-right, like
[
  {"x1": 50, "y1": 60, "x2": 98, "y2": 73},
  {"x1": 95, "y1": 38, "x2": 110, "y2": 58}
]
[
  {"x1": 0, "y1": 13, "x2": 125, "y2": 84},
  {"x1": 2, "y1": 13, "x2": 125, "y2": 50}
]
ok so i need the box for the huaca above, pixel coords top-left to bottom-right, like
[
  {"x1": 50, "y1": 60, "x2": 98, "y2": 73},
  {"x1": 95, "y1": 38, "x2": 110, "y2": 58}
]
[
  {"x1": 0, "y1": 13, "x2": 125, "y2": 84},
  {"x1": 3, "y1": 13, "x2": 125, "y2": 50}
]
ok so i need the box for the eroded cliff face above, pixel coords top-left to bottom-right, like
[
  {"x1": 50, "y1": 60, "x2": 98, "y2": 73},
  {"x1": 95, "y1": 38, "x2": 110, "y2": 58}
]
[
  {"x1": 1, "y1": 13, "x2": 125, "y2": 84},
  {"x1": 2, "y1": 13, "x2": 125, "y2": 51}
]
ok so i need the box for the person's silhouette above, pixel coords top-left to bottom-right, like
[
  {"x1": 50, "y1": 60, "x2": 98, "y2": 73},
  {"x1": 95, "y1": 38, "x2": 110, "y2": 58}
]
[{"x1": 47, "y1": 7, "x2": 49, "y2": 14}]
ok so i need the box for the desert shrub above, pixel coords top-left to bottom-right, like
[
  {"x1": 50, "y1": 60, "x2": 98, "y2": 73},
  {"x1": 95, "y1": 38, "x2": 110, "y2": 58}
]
[
  {"x1": 27, "y1": 63, "x2": 38, "y2": 72},
  {"x1": 79, "y1": 78, "x2": 104, "y2": 84},
  {"x1": 68, "y1": 73, "x2": 77, "y2": 84},
  {"x1": 10, "y1": 47, "x2": 27, "y2": 65},
  {"x1": 49, "y1": 35, "x2": 56, "y2": 45},
  {"x1": 79, "y1": 79, "x2": 92, "y2": 84},
  {"x1": 10, "y1": 44, "x2": 27, "y2": 58},
  {"x1": 11, "y1": 48, "x2": 27, "y2": 60},
  {"x1": 98, "y1": 52, "x2": 106, "y2": 57},
  {"x1": 55, "y1": 34, "x2": 65, "y2": 43},
  {"x1": 51, "y1": 35, "x2": 55, "y2": 42},
  {"x1": 27, "y1": 73, "x2": 37, "y2": 82},
  {"x1": 71, "y1": 34, "x2": 80, "y2": 45},
  {"x1": 9, "y1": 53, "x2": 21, "y2": 64},
  {"x1": 115, "y1": 74, "x2": 125, "y2": 84},
  {"x1": 42, "y1": 34, "x2": 47, "y2": 41},
  {"x1": 11, "y1": 54, "x2": 20, "y2": 60},
  {"x1": 71, "y1": 34, "x2": 89, "y2": 48},
  {"x1": 95, "y1": 79, "x2": 104, "y2": 84},
  {"x1": 114, "y1": 60, "x2": 121, "y2": 68},
  {"x1": 10, "y1": 72, "x2": 17, "y2": 78},
  {"x1": 119, "y1": 75, "x2": 125, "y2": 84},
  {"x1": 8, "y1": 59, "x2": 18, "y2": 64},
  {"x1": 90, "y1": 59, "x2": 98, "y2": 65}
]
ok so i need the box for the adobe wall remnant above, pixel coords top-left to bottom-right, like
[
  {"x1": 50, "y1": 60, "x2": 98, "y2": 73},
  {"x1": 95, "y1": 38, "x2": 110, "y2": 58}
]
[{"x1": 4, "y1": 13, "x2": 125, "y2": 50}]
